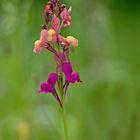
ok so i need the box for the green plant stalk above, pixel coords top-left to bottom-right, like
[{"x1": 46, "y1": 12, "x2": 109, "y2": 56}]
[
  {"x1": 62, "y1": 97, "x2": 68, "y2": 140},
  {"x1": 59, "y1": 75, "x2": 68, "y2": 140}
]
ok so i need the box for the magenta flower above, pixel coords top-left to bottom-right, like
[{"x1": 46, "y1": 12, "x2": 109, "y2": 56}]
[
  {"x1": 62, "y1": 62, "x2": 81, "y2": 84},
  {"x1": 39, "y1": 82, "x2": 52, "y2": 93},
  {"x1": 39, "y1": 73, "x2": 58, "y2": 93},
  {"x1": 62, "y1": 62, "x2": 81, "y2": 96},
  {"x1": 39, "y1": 73, "x2": 62, "y2": 107},
  {"x1": 68, "y1": 72, "x2": 81, "y2": 83}
]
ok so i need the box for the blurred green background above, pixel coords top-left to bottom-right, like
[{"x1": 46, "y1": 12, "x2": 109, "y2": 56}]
[{"x1": 0, "y1": 0, "x2": 140, "y2": 140}]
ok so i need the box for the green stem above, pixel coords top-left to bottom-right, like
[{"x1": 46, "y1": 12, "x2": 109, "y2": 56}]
[{"x1": 62, "y1": 97, "x2": 68, "y2": 140}]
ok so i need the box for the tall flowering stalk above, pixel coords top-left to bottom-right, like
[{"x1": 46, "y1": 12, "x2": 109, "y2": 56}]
[{"x1": 33, "y1": 0, "x2": 81, "y2": 139}]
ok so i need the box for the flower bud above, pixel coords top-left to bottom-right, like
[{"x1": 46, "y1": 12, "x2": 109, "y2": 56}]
[
  {"x1": 51, "y1": 0, "x2": 59, "y2": 6},
  {"x1": 66, "y1": 36, "x2": 78, "y2": 47},
  {"x1": 41, "y1": 24, "x2": 47, "y2": 29},
  {"x1": 60, "y1": 4, "x2": 66, "y2": 13},
  {"x1": 44, "y1": 3, "x2": 53, "y2": 14},
  {"x1": 47, "y1": 29, "x2": 57, "y2": 42}
]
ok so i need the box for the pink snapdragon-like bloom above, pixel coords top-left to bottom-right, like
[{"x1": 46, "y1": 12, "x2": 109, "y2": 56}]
[
  {"x1": 62, "y1": 62, "x2": 81, "y2": 96},
  {"x1": 62, "y1": 62, "x2": 81, "y2": 84},
  {"x1": 39, "y1": 73, "x2": 58, "y2": 93},
  {"x1": 39, "y1": 73, "x2": 62, "y2": 107},
  {"x1": 60, "y1": 8, "x2": 72, "y2": 27}
]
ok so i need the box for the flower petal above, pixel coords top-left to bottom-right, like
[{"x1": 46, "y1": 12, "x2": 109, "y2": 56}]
[
  {"x1": 68, "y1": 72, "x2": 81, "y2": 83},
  {"x1": 48, "y1": 29, "x2": 57, "y2": 42},
  {"x1": 51, "y1": 16, "x2": 60, "y2": 32},
  {"x1": 62, "y1": 62, "x2": 73, "y2": 78},
  {"x1": 47, "y1": 73, "x2": 58, "y2": 88},
  {"x1": 39, "y1": 82, "x2": 52, "y2": 93},
  {"x1": 40, "y1": 29, "x2": 48, "y2": 44}
]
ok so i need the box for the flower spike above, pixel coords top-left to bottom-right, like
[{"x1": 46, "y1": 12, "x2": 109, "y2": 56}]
[{"x1": 33, "y1": 0, "x2": 81, "y2": 107}]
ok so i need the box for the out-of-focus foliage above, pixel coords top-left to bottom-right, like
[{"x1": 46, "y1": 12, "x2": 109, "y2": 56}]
[{"x1": 0, "y1": 0, "x2": 140, "y2": 140}]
